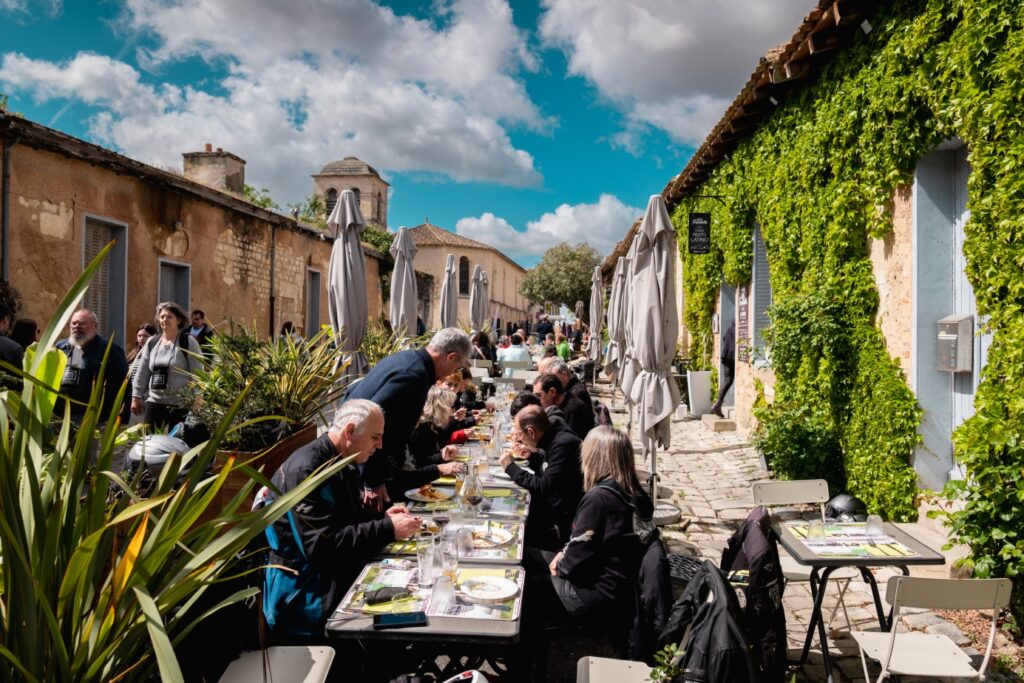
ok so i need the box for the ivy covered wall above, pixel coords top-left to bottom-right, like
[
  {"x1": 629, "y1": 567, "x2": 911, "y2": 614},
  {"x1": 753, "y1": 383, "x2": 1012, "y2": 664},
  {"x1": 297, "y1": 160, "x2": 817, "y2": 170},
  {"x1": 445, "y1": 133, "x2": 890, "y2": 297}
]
[{"x1": 672, "y1": 0, "x2": 1024, "y2": 611}]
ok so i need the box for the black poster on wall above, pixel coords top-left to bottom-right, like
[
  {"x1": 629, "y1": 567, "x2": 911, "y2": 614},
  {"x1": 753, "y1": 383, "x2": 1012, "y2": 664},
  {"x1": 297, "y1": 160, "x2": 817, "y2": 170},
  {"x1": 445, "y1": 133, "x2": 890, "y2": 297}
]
[{"x1": 688, "y1": 213, "x2": 711, "y2": 254}]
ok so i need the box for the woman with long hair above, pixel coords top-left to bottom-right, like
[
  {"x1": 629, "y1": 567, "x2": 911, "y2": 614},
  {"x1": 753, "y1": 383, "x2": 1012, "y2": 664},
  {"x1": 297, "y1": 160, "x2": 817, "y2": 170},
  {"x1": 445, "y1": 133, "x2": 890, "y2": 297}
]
[
  {"x1": 408, "y1": 386, "x2": 464, "y2": 469},
  {"x1": 527, "y1": 426, "x2": 653, "y2": 626},
  {"x1": 130, "y1": 302, "x2": 203, "y2": 429}
]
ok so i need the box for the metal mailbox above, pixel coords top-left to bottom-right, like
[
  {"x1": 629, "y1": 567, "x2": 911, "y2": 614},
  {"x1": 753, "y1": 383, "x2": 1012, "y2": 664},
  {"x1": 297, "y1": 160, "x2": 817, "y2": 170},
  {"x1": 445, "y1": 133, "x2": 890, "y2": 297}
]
[{"x1": 937, "y1": 314, "x2": 973, "y2": 373}]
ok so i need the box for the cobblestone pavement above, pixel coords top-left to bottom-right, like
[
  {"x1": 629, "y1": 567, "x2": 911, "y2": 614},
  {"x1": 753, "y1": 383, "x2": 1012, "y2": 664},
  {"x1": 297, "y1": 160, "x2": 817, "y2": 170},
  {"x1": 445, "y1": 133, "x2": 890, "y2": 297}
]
[{"x1": 592, "y1": 380, "x2": 1008, "y2": 683}]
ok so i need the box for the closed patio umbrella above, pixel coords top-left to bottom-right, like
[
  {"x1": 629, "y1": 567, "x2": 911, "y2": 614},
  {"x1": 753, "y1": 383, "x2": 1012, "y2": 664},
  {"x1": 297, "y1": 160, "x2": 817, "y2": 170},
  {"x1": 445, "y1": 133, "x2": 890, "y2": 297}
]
[
  {"x1": 586, "y1": 266, "x2": 604, "y2": 382},
  {"x1": 618, "y1": 236, "x2": 641, "y2": 401},
  {"x1": 604, "y1": 256, "x2": 628, "y2": 383},
  {"x1": 469, "y1": 264, "x2": 488, "y2": 332},
  {"x1": 574, "y1": 300, "x2": 585, "y2": 322},
  {"x1": 439, "y1": 253, "x2": 458, "y2": 329},
  {"x1": 628, "y1": 195, "x2": 681, "y2": 515},
  {"x1": 327, "y1": 189, "x2": 369, "y2": 378},
  {"x1": 388, "y1": 227, "x2": 418, "y2": 337}
]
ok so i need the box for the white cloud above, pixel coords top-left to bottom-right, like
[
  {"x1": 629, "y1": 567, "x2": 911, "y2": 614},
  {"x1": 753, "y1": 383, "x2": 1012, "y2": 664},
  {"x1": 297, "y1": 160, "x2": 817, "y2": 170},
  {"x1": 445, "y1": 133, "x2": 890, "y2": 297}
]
[
  {"x1": 456, "y1": 193, "x2": 641, "y2": 260},
  {"x1": 0, "y1": 0, "x2": 544, "y2": 203},
  {"x1": 539, "y1": 0, "x2": 810, "y2": 147}
]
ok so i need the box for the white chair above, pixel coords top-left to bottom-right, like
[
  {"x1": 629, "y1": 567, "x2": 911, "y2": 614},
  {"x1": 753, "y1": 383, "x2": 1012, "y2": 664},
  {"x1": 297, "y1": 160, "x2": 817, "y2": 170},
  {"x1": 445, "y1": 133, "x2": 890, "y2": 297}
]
[
  {"x1": 851, "y1": 576, "x2": 1012, "y2": 682},
  {"x1": 511, "y1": 368, "x2": 539, "y2": 384},
  {"x1": 469, "y1": 359, "x2": 493, "y2": 369},
  {"x1": 576, "y1": 656, "x2": 652, "y2": 683},
  {"x1": 751, "y1": 479, "x2": 857, "y2": 630},
  {"x1": 218, "y1": 646, "x2": 335, "y2": 683},
  {"x1": 503, "y1": 376, "x2": 527, "y2": 390},
  {"x1": 500, "y1": 359, "x2": 531, "y2": 371},
  {"x1": 469, "y1": 367, "x2": 491, "y2": 383}
]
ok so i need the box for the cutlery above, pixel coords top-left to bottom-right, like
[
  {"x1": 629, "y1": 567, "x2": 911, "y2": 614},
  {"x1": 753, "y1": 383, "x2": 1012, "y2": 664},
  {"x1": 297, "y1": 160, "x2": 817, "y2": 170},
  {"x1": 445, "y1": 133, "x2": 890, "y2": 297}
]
[{"x1": 455, "y1": 594, "x2": 511, "y2": 613}]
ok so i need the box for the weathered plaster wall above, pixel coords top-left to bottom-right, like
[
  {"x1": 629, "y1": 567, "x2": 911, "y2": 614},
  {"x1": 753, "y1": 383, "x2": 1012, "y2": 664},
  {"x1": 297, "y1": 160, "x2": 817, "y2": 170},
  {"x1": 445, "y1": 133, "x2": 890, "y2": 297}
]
[
  {"x1": 5, "y1": 143, "x2": 380, "y2": 342},
  {"x1": 869, "y1": 184, "x2": 915, "y2": 377}
]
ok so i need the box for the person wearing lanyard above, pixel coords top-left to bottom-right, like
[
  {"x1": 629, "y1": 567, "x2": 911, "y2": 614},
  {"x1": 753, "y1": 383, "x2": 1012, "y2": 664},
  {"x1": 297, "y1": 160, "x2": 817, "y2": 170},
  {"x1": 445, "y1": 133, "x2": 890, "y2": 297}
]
[
  {"x1": 131, "y1": 302, "x2": 203, "y2": 430},
  {"x1": 54, "y1": 308, "x2": 129, "y2": 424}
]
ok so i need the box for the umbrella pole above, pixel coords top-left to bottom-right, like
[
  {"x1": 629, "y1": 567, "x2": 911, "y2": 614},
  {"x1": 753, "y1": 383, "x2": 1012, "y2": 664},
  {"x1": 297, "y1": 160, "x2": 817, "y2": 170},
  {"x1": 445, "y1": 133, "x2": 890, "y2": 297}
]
[{"x1": 649, "y1": 443, "x2": 658, "y2": 503}]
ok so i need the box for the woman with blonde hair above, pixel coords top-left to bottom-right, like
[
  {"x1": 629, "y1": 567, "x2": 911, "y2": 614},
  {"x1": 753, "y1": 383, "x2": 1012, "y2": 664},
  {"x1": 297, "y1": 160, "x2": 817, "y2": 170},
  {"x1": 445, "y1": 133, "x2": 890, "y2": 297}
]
[
  {"x1": 408, "y1": 386, "x2": 464, "y2": 469},
  {"x1": 526, "y1": 425, "x2": 652, "y2": 627}
]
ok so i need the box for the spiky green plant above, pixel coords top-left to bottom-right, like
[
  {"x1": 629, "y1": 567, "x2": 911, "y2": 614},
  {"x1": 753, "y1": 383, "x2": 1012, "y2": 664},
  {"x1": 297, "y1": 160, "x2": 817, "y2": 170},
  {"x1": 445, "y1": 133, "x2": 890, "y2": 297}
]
[
  {"x1": 358, "y1": 318, "x2": 429, "y2": 367},
  {"x1": 0, "y1": 244, "x2": 354, "y2": 682}
]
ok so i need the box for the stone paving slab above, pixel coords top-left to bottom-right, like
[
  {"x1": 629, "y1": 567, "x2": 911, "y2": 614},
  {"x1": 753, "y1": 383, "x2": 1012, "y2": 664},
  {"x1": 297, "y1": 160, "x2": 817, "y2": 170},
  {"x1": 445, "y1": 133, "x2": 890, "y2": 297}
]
[{"x1": 586, "y1": 380, "x2": 1004, "y2": 682}]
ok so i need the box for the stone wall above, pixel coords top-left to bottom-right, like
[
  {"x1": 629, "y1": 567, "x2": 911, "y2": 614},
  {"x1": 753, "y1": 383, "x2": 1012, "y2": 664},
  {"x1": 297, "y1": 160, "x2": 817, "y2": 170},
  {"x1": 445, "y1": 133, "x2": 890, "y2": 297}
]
[
  {"x1": 3, "y1": 141, "x2": 381, "y2": 342},
  {"x1": 869, "y1": 184, "x2": 915, "y2": 378}
]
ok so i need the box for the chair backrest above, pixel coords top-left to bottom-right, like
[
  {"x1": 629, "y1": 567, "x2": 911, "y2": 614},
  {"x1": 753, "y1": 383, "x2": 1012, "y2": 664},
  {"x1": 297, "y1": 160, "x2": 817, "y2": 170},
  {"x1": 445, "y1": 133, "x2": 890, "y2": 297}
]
[
  {"x1": 886, "y1": 576, "x2": 1012, "y2": 611},
  {"x1": 751, "y1": 479, "x2": 830, "y2": 507},
  {"x1": 469, "y1": 359, "x2": 493, "y2": 369},
  {"x1": 218, "y1": 646, "x2": 335, "y2": 683},
  {"x1": 503, "y1": 376, "x2": 527, "y2": 390},
  {"x1": 511, "y1": 369, "x2": 539, "y2": 383},
  {"x1": 469, "y1": 367, "x2": 490, "y2": 382},
  {"x1": 501, "y1": 359, "x2": 532, "y2": 370}
]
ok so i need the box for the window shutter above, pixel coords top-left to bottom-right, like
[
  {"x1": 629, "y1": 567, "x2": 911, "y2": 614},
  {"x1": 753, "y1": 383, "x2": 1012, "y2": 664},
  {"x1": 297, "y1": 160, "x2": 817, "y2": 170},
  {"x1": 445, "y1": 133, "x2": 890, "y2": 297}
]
[
  {"x1": 752, "y1": 225, "x2": 772, "y2": 353},
  {"x1": 83, "y1": 220, "x2": 112, "y2": 335}
]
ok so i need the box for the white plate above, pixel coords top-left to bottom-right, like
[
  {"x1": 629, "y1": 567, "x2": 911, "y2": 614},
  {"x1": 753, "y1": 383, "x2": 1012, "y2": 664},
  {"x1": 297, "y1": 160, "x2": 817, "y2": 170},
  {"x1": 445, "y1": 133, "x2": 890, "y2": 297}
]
[
  {"x1": 489, "y1": 467, "x2": 511, "y2": 480},
  {"x1": 469, "y1": 526, "x2": 514, "y2": 549},
  {"x1": 460, "y1": 576, "x2": 519, "y2": 602},
  {"x1": 405, "y1": 486, "x2": 454, "y2": 503}
]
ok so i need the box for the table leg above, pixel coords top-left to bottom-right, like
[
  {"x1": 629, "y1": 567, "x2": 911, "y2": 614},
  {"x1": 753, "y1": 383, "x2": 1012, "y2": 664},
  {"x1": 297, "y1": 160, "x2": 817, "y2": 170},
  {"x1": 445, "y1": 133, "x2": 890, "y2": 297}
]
[{"x1": 792, "y1": 566, "x2": 836, "y2": 683}]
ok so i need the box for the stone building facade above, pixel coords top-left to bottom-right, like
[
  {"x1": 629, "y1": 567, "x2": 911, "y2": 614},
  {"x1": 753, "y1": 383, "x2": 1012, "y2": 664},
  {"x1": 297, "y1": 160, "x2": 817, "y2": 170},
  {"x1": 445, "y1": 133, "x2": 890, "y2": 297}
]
[
  {"x1": 312, "y1": 157, "x2": 389, "y2": 228},
  {"x1": 0, "y1": 114, "x2": 383, "y2": 346},
  {"x1": 408, "y1": 222, "x2": 529, "y2": 333}
]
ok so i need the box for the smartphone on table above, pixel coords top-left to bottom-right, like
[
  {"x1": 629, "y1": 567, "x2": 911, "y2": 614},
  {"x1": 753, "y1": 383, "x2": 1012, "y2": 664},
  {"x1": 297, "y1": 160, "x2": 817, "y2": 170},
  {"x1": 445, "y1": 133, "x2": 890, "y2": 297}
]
[{"x1": 372, "y1": 611, "x2": 428, "y2": 630}]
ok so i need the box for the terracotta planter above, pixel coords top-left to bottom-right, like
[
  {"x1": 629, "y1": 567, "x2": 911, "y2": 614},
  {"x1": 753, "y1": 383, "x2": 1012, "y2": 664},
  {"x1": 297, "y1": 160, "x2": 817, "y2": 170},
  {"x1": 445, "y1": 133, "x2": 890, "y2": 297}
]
[{"x1": 197, "y1": 423, "x2": 317, "y2": 525}]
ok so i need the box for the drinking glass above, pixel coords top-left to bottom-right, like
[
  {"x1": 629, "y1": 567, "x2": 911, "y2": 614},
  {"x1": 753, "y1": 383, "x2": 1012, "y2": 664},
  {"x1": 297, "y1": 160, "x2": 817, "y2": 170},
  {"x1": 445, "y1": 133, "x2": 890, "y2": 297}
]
[
  {"x1": 415, "y1": 531, "x2": 436, "y2": 587},
  {"x1": 807, "y1": 519, "x2": 825, "y2": 540},
  {"x1": 865, "y1": 514, "x2": 884, "y2": 538},
  {"x1": 440, "y1": 538, "x2": 459, "y2": 583}
]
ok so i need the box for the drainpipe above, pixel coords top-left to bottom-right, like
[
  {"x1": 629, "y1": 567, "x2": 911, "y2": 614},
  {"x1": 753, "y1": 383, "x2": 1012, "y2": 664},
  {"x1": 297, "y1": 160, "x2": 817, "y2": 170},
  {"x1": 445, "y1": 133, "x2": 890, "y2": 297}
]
[
  {"x1": 269, "y1": 222, "x2": 277, "y2": 338},
  {"x1": 1, "y1": 135, "x2": 17, "y2": 283}
]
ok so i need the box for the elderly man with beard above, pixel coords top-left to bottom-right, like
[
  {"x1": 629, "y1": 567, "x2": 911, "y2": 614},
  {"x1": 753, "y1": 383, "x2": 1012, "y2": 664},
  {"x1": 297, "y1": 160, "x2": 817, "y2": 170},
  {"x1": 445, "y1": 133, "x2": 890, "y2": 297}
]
[{"x1": 55, "y1": 309, "x2": 129, "y2": 424}]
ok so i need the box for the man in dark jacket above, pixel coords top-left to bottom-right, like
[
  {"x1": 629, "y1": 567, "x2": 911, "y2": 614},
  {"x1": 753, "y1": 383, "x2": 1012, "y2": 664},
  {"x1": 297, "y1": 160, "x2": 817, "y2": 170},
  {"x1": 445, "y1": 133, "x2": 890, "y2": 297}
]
[
  {"x1": 710, "y1": 321, "x2": 736, "y2": 418},
  {"x1": 538, "y1": 359, "x2": 595, "y2": 438},
  {"x1": 499, "y1": 405, "x2": 582, "y2": 549},
  {"x1": 264, "y1": 399, "x2": 421, "y2": 636},
  {"x1": 188, "y1": 310, "x2": 216, "y2": 361},
  {"x1": 533, "y1": 373, "x2": 592, "y2": 438},
  {"x1": 0, "y1": 303, "x2": 24, "y2": 390},
  {"x1": 345, "y1": 327, "x2": 471, "y2": 509},
  {"x1": 55, "y1": 309, "x2": 129, "y2": 424}
]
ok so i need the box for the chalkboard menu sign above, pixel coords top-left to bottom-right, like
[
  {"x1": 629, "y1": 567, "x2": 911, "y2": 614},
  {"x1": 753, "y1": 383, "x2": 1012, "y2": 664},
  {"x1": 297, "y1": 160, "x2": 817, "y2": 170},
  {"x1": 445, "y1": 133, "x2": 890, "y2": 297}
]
[
  {"x1": 688, "y1": 213, "x2": 711, "y2": 254},
  {"x1": 736, "y1": 284, "x2": 750, "y2": 363}
]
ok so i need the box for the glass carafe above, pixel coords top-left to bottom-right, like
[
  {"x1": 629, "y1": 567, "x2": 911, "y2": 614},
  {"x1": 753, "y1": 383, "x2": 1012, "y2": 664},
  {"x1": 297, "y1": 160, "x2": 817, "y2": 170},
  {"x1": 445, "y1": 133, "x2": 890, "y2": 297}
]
[{"x1": 461, "y1": 467, "x2": 484, "y2": 514}]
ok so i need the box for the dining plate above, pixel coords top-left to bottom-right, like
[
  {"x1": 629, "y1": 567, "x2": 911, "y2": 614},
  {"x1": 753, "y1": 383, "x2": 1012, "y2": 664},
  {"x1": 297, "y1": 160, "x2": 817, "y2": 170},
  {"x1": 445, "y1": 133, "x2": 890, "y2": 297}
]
[
  {"x1": 489, "y1": 467, "x2": 511, "y2": 481},
  {"x1": 405, "y1": 486, "x2": 454, "y2": 503},
  {"x1": 470, "y1": 526, "x2": 514, "y2": 549},
  {"x1": 460, "y1": 576, "x2": 519, "y2": 602}
]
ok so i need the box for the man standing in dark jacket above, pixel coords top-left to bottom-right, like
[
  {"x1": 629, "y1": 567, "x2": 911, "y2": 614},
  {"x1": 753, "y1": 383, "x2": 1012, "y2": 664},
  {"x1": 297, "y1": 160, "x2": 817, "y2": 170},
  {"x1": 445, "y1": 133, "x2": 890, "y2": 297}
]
[
  {"x1": 499, "y1": 405, "x2": 582, "y2": 549},
  {"x1": 264, "y1": 399, "x2": 421, "y2": 636},
  {"x1": 345, "y1": 327, "x2": 472, "y2": 509},
  {"x1": 55, "y1": 309, "x2": 129, "y2": 424}
]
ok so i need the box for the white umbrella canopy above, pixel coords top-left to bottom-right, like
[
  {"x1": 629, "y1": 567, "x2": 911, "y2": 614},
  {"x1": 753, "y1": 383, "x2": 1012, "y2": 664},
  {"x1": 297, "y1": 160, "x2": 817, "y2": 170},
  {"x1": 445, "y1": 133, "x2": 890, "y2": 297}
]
[
  {"x1": 327, "y1": 189, "x2": 370, "y2": 377},
  {"x1": 618, "y1": 236, "x2": 642, "y2": 399},
  {"x1": 603, "y1": 256, "x2": 628, "y2": 381},
  {"x1": 628, "y1": 195, "x2": 682, "y2": 457},
  {"x1": 587, "y1": 266, "x2": 604, "y2": 365},
  {"x1": 574, "y1": 300, "x2": 585, "y2": 321},
  {"x1": 469, "y1": 264, "x2": 488, "y2": 331},
  {"x1": 388, "y1": 227, "x2": 418, "y2": 337},
  {"x1": 439, "y1": 253, "x2": 458, "y2": 329}
]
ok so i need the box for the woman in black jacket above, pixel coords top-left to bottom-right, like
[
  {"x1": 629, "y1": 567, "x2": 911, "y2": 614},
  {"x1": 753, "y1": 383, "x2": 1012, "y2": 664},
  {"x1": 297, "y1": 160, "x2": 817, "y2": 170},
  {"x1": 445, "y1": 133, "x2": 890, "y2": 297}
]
[
  {"x1": 526, "y1": 426, "x2": 652, "y2": 626},
  {"x1": 408, "y1": 385, "x2": 463, "y2": 468}
]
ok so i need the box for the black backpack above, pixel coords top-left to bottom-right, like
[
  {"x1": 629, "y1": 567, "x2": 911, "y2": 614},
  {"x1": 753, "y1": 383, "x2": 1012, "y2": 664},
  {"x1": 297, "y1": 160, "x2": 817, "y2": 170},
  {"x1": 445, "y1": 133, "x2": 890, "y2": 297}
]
[
  {"x1": 720, "y1": 507, "x2": 788, "y2": 683},
  {"x1": 658, "y1": 559, "x2": 758, "y2": 682}
]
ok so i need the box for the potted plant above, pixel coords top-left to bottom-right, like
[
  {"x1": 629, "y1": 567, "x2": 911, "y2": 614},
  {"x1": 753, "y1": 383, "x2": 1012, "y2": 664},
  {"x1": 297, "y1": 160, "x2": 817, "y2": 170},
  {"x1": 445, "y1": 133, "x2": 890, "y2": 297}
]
[
  {"x1": 181, "y1": 323, "x2": 350, "y2": 516},
  {"x1": 686, "y1": 329, "x2": 714, "y2": 417}
]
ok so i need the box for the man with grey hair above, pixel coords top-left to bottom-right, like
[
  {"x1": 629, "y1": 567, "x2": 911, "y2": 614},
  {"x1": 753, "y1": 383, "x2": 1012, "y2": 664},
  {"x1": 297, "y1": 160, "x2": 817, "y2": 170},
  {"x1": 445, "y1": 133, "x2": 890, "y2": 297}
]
[
  {"x1": 346, "y1": 327, "x2": 471, "y2": 508},
  {"x1": 538, "y1": 357, "x2": 595, "y2": 438},
  {"x1": 55, "y1": 308, "x2": 129, "y2": 424},
  {"x1": 265, "y1": 399, "x2": 421, "y2": 636}
]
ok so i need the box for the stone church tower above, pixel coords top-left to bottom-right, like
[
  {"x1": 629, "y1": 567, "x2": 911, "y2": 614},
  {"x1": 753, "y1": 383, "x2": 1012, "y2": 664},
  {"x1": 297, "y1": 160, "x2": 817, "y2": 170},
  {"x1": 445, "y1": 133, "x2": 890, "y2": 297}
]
[{"x1": 312, "y1": 157, "x2": 389, "y2": 228}]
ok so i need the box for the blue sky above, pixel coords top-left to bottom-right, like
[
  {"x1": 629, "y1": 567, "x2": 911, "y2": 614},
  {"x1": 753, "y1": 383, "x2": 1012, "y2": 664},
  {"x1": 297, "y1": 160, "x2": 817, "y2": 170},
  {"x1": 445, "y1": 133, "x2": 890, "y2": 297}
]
[{"x1": 0, "y1": 0, "x2": 809, "y2": 267}]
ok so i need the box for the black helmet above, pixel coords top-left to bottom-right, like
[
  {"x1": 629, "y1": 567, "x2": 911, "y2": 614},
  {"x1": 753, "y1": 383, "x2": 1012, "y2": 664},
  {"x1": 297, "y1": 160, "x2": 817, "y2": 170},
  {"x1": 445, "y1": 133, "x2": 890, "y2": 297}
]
[{"x1": 824, "y1": 493, "x2": 868, "y2": 522}]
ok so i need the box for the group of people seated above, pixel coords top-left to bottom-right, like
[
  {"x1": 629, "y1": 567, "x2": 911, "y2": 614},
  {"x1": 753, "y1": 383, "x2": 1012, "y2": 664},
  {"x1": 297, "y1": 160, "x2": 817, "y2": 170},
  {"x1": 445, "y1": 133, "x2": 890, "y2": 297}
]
[{"x1": 264, "y1": 327, "x2": 653, "y2": 650}]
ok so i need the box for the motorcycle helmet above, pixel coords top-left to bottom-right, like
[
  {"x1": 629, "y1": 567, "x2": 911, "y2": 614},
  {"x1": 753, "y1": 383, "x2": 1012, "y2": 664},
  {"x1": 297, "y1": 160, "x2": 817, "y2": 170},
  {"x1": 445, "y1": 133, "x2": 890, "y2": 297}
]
[
  {"x1": 824, "y1": 493, "x2": 868, "y2": 522},
  {"x1": 128, "y1": 434, "x2": 191, "y2": 472}
]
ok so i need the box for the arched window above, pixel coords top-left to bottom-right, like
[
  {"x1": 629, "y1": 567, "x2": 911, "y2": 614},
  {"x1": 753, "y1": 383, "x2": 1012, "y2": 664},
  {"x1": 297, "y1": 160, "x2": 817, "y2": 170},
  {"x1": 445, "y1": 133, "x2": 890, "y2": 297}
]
[
  {"x1": 376, "y1": 192, "x2": 383, "y2": 221},
  {"x1": 325, "y1": 188, "x2": 338, "y2": 216},
  {"x1": 350, "y1": 187, "x2": 361, "y2": 206},
  {"x1": 459, "y1": 256, "x2": 470, "y2": 295}
]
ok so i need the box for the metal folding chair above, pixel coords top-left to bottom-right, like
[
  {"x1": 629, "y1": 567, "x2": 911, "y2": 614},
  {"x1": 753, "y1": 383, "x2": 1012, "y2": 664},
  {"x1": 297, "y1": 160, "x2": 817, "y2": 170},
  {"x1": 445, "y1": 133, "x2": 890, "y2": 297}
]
[
  {"x1": 218, "y1": 646, "x2": 335, "y2": 683},
  {"x1": 851, "y1": 576, "x2": 1012, "y2": 682}
]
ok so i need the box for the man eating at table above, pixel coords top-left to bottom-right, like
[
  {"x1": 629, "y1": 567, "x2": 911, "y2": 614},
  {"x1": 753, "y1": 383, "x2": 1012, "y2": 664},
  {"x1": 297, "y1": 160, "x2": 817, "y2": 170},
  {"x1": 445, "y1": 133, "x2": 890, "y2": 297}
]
[
  {"x1": 264, "y1": 399, "x2": 422, "y2": 638},
  {"x1": 498, "y1": 405, "x2": 583, "y2": 550}
]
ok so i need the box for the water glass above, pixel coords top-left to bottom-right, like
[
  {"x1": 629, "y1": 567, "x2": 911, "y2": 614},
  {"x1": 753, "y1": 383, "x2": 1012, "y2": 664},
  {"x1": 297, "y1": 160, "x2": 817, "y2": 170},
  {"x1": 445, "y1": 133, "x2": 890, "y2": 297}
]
[
  {"x1": 432, "y1": 575, "x2": 455, "y2": 612},
  {"x1": 865, "y1": 514, "x2": 884, "y2": 538},
  {"x1": 415, "y1": 532, "x2": 436, "y2": 587},
  {"x1": 440, "y1": 538, "x2": 459, "y2": 583},
  {"x1": 807, "y1": 519, "x2": 825, "y2": 540}
]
